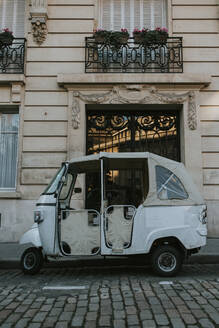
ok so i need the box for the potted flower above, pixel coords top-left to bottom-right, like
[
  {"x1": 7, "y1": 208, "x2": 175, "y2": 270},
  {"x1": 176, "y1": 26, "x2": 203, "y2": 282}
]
[
  {"x1": 0, "y1": 28, "x2": 14, "y2": 46},
  {"x1": 133, "y1": 27, "x2": 168, "y2": 45},
  {"x1": 133, "y1": 28, "x2": 145, "y2": 43},
  {"x1": 155, "y1": 27, "x2": 168, "y2": 44},
  {"x1": 110, "y1": 28, "x2": 129, "y2": 46},
  {"x1": 93, "y1": 28, "x2": 111, "y2": 43}
]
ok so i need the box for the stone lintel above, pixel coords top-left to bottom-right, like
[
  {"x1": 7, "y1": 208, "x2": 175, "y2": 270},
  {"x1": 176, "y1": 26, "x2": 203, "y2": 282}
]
[
  {"x1": 0, "y1": 74, "x2": 25, "y2": 85},
  {"x1": 57, "y1": 73, "x2": 211, "y2": 89},
  {"x1": 0, "y1": 192, "x2": 21, "y2": 199}
]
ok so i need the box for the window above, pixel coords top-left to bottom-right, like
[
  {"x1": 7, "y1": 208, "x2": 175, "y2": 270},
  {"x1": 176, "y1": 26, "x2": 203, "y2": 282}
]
[
  {"x1": 0, "y1": 0, "x2": 25, "y2": 37},
  {"x1": 156, "y1": 166, "x2": 188, "y2": 200},
  {"x1": 99, "y1": 0, "x2": 167, "y2": 32},
  {"x1": 0, "y1": 111, "x2": 19, "y2": 190}
]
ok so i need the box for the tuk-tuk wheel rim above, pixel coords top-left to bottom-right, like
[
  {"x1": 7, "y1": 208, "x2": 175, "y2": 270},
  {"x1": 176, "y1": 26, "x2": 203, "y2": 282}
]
[
  {"x1": 23, "y1": 252, "x2": 37, "y2": 270},
  {"x1": 157, "y1": 252, "x2": 177, "y2": 272}
]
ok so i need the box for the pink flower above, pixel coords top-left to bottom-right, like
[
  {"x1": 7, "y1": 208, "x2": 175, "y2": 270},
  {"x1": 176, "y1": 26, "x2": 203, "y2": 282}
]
[
  {"x1": 161, "y1": 27, "x2": 168, "y2": 33},
  {"x1": 121, "y1": 28, "x2": 128, "y2": 33},
  {"x1": 133, "y1": 28, "x2": 140, "y2": 33},
  {"x1": 94, "y1": 28, "x2": 104, "y2": 32},
  {"x1": 2, "y1": 28, "x2": 13, "y2": 34}
]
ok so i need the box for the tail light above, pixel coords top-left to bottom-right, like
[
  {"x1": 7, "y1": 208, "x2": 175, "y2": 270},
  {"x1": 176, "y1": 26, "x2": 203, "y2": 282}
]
[{"x1": 199, "y1": 206, "x2": 207, "y2": 224}]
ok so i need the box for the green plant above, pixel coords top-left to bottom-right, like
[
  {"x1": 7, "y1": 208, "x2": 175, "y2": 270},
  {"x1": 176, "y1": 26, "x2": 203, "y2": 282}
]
[
  {"x1": 93, "y1": 29, "x2": 111, "y2": 43},
  {"x1": 133, "y1": 27, "x2": 168, "y2": 45},
  {"x1": 93, "y1": 28, "x2": 130, "y2": 47},
  {"x1": 110, "y1": 28, "x2": 129, "y2": 47},
  {"x1": 0, "y1": 28, "x2": 14, "y2": 46}
]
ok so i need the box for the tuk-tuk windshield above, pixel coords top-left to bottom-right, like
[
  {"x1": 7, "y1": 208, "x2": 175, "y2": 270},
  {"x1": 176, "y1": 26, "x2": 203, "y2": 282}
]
[{"x1": 43, "y1": 166, "x2": 66, "y2": 194}]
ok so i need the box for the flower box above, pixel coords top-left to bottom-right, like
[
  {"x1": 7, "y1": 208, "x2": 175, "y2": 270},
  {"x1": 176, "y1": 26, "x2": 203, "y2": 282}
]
[
  {"x1": 93, "y1": 29, "x2": 111, "y2": 44},
  {"x1": 133, "y1": 27, "x2": 168, "y2": 45},
  {"x1": 0, "y1": 29, "x2": 14, "y2": 47},
  {"x1": 93, "y1": 28, "x2": 129, "y2": 46},
  {"x1": 110, "y1": 29, "x2": 129, "y2": 46}
]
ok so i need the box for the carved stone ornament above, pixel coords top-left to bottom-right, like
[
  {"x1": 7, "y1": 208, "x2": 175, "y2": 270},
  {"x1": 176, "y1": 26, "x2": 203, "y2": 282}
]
[
  {"x1": 31, "y1": 17, "x2": 47, "y2": 45},
  {"x1": 72, "y1": 86, "x2": 197, "y2": 130},
  {"x1": 30, "y1": 0, "x2": 48, "y2": 45}
]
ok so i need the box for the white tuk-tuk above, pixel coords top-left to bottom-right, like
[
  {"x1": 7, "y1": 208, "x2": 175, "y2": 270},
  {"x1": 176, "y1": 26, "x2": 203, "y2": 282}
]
[{"x1": 20, "y1": 152, "x2": 207, "y2": 277}]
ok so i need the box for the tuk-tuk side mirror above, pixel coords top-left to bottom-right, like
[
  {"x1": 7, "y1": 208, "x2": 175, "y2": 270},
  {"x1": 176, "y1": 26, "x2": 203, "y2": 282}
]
[{"x1": 74, "y1": 187, "x2": 82, "y2": 194}]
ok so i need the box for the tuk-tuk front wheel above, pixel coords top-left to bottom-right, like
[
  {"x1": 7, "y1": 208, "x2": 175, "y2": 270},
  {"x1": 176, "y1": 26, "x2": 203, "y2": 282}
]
[
  {"x1": 21, "y1": 248, "x2": 43, "y2": 275},
  {"x1": 151, "y1": 245, "x2": 182, "y2": 277}
]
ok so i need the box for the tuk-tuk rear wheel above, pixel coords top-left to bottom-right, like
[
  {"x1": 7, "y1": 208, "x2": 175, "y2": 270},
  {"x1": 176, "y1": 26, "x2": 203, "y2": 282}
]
[
  {"x1": 151, "y1": 245, "x2": 182, "y2": 277},
  {"x1": 21, "y1": 248, "x2": 43, "y2": 275}
]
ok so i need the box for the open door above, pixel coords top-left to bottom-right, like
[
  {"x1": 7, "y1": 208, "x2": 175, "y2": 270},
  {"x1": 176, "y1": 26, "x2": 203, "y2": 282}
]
[
  {"x1": 60, "y1": 209, "x2": 100, "y2": 255},
  {"x1": 102, "y1": 157, "x2": 148, "y2": 253},
  {"x1": 104, "y1": 205, "x2": 136, "y2": 252},
  {"x1": 58, "y1": 163, "x2": 101, "y2": 256}
]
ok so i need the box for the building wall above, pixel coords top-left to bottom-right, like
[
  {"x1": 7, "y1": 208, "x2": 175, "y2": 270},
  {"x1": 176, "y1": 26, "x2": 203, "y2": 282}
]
[
  {"x1": 0, "y1": 0, "x2": 219, "y2": 240},
  {"x1": 171, "y1": 0, "x2": 219, "y2": 235}
]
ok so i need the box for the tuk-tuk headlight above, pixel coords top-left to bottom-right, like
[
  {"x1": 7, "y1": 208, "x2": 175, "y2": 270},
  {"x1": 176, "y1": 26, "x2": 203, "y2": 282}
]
[{"x1": 34, "y1": 211, "x2": 44, "y2": 223}]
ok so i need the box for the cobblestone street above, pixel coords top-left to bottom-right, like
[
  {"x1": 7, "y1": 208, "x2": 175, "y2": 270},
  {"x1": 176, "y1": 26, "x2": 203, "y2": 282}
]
[{"x1": 1, "y1": 262, "x2": 219, "y2": 327}]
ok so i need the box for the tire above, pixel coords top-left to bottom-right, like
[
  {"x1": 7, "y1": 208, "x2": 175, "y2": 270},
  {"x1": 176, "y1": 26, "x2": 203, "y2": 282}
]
[
  {"x1": 61, "y1": 241, "x2": 71, "y2": 254},
  {"x1": 151, "y1": 245, "x2": 182, "y2": 277},
  {"x1": 20, "y1": 248, "x2": 43, "y2": 275}
]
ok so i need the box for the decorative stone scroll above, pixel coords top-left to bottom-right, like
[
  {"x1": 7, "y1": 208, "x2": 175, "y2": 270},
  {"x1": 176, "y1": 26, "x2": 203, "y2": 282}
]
[
  {"x1": 30, "y1": 0, "x2": 48, "y2": 45},
  {"x1": 72, "y1": 86, "x2": 197, "y2": 130}
]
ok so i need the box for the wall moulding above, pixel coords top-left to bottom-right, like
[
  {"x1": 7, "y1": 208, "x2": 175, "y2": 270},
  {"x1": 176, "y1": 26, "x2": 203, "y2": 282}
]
[
  {"x1": 30, "y1": 0, "x2": 48, "y2": 45},
  {"x1": 71, "y1": 86, "x2": 197, "y2": 130},
  {"x1": 58, "y1": 73, "x2": 211, "y2": 133}
]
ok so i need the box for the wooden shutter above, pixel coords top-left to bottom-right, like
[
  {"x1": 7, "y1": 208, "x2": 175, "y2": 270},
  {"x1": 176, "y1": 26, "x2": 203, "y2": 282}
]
[
  {"x1": 99, "y1": 0, "x2": 167, "y2": 31},
  {"x1": 0, "y1": 0, "x2": 25, "y2": 38}
]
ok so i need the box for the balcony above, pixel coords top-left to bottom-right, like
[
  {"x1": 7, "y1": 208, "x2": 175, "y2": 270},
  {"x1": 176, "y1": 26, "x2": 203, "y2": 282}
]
[
  {"x1": 0, "y1": 38, "x2": 26, "y2": 74},
  {"x1": 85, "y1": 37, "x2": 183, "y2": 74}
]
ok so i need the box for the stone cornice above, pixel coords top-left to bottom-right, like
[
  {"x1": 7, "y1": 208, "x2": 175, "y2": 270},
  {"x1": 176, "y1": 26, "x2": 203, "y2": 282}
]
[{"x1": 57, "y1": 73, "x2": 211, "y2": 89}]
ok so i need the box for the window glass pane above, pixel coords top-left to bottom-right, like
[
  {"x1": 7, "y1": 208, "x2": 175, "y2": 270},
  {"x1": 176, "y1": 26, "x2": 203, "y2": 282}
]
[
  {"x1": 0, "y1": 112, "x2": 19, "y2": 189},
  {"x1": 43, "y1": 166, "x2": 66, "y2": 194},
  {"x1": 0, "y1": 0, "x2": 25, "y2": 37},
  {"x1": 105, "y1": 168, "x2": 145, "y2": 207},
  {"x1": 99, "y1": 0, "x2": 167, "y2": 31},
  {"x1": 59, "y1": 174, "x2": 74, "y2": 200},
  {"x1": 156, "y1": 165, "x2": 188, "y2": 200}
]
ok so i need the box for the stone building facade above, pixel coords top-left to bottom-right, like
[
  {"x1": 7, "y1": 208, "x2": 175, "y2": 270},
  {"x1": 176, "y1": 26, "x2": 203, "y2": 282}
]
[{"x1": 0, "y1": 0, "x2": 218, "y2": 241}]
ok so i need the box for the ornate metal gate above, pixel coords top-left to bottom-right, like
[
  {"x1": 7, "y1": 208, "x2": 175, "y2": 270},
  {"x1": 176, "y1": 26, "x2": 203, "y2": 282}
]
[
  {"x1": 86, "y1": 109, "x2": 180, "y2": 161},
  {"x1": 86, "y1": 108, "x2": 180, "y2": 210}
]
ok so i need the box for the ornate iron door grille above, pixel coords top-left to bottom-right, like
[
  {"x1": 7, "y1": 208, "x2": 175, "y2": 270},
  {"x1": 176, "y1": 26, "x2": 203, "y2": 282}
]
[
  {"x1": 86, "y1": 110, "x2": 180, "y2": 161},
  {"x1": 86, "y1": 108, "x2": 180, "y2": 211}
]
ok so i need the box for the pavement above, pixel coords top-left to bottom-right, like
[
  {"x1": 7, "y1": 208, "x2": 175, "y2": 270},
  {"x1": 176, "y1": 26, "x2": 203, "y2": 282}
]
[
  {"x1": 0, "y1": 263, "x2": 219, "y2": 327},
  {"x1": 0, "y1": 240, "x2": 219, "y2": 327}
]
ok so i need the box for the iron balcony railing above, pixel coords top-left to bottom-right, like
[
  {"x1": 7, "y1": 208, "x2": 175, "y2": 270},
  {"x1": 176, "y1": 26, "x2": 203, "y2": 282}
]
[
  {"x1": 0, "y1": 38, "x2": 26, "y2": 74},
  {"x1": 85, "y1": 37, "x2": 183, "y2": 73}
]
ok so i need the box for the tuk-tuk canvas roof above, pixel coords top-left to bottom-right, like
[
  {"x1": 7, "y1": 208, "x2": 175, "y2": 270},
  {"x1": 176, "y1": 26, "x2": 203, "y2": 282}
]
[
  {"x1": 69, "y1": 152, "x2": 204, "y2": 207},
  {"x1": 143, "y1": 153, "x2": 204, "y2": 206}
]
